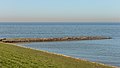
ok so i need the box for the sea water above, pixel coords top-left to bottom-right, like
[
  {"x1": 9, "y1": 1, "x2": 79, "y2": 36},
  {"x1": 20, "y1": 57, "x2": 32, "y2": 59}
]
[{"x1": 0, "y1": 22, "x2": 120, "y2": 66}]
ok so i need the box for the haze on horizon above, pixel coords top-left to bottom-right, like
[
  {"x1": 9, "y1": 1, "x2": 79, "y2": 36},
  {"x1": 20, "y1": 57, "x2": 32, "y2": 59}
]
[{"x1": 0, "y1": 0, "x2": 120, "y2": 22}]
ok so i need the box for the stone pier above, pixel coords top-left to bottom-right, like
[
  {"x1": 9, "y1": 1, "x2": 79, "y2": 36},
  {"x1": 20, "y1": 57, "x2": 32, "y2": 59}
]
[{"x1": 0, "y1": 36, "x2": 111, "y2": 43}]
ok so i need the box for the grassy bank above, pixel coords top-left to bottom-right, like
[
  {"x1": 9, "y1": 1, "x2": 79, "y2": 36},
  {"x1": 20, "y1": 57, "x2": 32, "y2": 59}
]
[{"x1": 0, "y1": 43, "x2": 115, "y2": 68}]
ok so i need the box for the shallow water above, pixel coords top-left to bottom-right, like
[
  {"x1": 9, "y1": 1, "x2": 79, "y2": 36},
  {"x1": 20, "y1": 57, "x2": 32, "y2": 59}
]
[{"x1": 0, "y1": 22, "x2": 120, "y2": 66}]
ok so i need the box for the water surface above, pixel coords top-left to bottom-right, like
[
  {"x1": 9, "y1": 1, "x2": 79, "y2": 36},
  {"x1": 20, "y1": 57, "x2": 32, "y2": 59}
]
[{"x1": 0, "y1": 22, "x2": 120, "y2": 66}]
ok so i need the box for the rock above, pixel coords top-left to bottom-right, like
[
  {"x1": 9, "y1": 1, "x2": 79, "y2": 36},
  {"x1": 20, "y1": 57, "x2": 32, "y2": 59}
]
[
  {"x1": 0, "y1": 38, "x2": 6, "y2": 41},
  {"x1": 2, "y1": 36, "x2": 111, "y2": 43}
]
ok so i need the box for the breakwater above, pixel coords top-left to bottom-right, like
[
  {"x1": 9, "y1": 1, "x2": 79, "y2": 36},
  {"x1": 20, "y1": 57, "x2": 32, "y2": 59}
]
[{"x1": 0, "y1": 36, "x2": 111, "y2": 43}]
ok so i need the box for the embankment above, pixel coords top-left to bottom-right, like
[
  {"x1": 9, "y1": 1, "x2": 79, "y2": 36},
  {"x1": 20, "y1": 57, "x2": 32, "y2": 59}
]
[{"x1": 0, "y1": 43, "x2": 115, "y2": 68}]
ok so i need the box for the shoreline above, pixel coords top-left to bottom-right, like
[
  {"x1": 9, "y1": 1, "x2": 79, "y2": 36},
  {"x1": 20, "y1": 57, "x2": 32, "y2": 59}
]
[{"x1": 3, "y1": 42, "x2": 118, "y2": 68}]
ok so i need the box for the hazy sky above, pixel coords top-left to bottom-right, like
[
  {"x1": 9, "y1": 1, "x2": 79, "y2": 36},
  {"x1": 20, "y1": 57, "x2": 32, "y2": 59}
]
[{"x1": 0, "y1": 0, "x2": 120, "y2": 22}]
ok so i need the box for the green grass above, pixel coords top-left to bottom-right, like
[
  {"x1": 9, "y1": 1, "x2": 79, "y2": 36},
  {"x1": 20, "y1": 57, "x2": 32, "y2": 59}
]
[{"x1": 0, "y1": 43, "x2": 115, "y2": 68}]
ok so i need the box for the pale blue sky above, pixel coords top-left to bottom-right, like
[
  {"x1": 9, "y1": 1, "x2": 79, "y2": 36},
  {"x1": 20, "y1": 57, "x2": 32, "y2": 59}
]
[{"x1": 0, "y1": 0, "x2": 120, "y2": 22}]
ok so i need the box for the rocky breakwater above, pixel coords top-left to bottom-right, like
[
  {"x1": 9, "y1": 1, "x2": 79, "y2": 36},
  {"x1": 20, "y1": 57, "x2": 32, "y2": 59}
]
[{"x1": 1, "y1": 36, "x2": 111, "y2": 43}]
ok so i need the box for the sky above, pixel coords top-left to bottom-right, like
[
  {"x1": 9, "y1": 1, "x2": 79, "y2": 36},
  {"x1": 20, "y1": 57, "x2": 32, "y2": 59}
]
[{"x1": 0, "y1": 0, "x2": 120, "y2": 22}]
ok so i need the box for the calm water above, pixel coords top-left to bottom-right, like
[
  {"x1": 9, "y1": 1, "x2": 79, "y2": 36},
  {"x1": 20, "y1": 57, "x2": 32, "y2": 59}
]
[{"x1": 0, "y1": 22, "x2": 120, "y2": 66}]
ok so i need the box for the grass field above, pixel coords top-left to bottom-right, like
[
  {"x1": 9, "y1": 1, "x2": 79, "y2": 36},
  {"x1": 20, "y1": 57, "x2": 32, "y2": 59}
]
[{"x1": 0, "y1": 43, "x2": 115, "y2": 68}]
